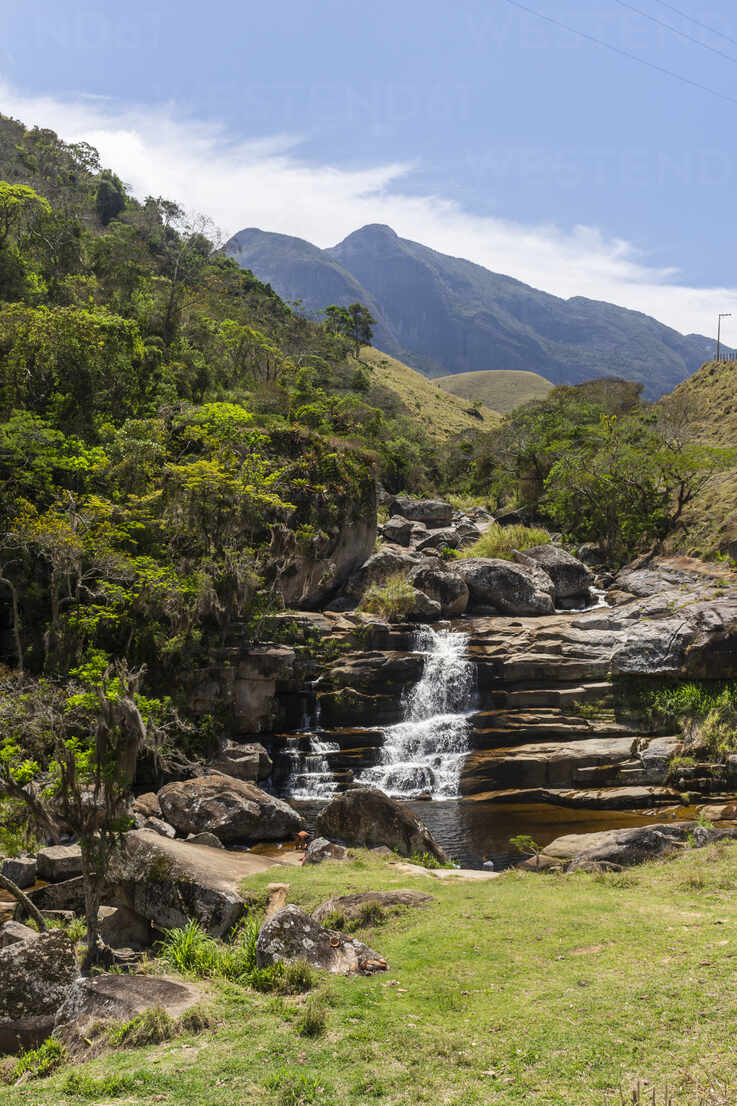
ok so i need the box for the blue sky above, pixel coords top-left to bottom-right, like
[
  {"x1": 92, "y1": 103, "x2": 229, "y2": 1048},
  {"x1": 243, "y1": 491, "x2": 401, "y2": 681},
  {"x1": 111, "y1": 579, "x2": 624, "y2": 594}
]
[{"x1": 3, "y1": 0, "x2": 737, "y2": 339}]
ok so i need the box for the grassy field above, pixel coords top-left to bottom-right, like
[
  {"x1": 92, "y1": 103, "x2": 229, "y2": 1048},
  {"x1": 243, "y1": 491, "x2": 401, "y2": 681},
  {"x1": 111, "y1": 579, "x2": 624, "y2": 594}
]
[
  {"x1": 434, "y1": 369, "x2": 554, "y2": 414},
  {"x1": 10, "y1": 842, "x2": 737, "y2": 1105},
  {"x1": 662, "y1": 359, "x2": 737, "y2": 558},
  {"x1": 359, "y1": 347, "x2": 501, "y2": 438}
]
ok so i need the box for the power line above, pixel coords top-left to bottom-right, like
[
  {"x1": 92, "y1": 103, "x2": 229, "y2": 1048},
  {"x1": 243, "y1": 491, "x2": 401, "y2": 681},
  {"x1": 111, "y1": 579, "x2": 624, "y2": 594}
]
[
  {"x1": 498, "y1": 0, "x2": 737, "y2": 108},
  {"x1": 652, "y1": 0, "x2": 737, "y2": 50},
  {"x1": 615, "y1": 0, "x2": 737, "y2": 66}
]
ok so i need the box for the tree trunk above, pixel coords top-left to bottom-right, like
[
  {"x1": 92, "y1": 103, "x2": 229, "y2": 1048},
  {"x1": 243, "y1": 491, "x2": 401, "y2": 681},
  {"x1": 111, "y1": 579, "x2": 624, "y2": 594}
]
[
  {"x1": 0, "y1": 573, "x2": 23, "y2": 673},
  {"x1": 0, "y1": 872, "x2": 46, "y2": 931},
  {"x1": 81, "y1": 849, "x2": 103, "y2": 975}
]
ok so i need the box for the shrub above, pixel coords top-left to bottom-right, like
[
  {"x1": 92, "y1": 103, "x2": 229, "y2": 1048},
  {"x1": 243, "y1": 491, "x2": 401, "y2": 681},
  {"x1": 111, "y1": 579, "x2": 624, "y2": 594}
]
[
  {"x1": 358, "y1": 573, "x2": 416, "y2": 621},
  {"x1": 462, "y1": 523, "x2": 550, "y2": 561},
  {"x1": 4, "y1": 1038, "x2": 65, "y2": 1083},
  {"x1": 409, "y1": 850, "x2": 455, "y2": 870}
]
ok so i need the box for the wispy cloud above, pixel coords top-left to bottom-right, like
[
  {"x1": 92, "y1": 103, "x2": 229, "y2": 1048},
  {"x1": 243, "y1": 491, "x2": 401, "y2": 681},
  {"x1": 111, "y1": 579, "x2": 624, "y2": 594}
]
[{"x1": 2, "y1": 83, "x2": 734, "y2": 339}]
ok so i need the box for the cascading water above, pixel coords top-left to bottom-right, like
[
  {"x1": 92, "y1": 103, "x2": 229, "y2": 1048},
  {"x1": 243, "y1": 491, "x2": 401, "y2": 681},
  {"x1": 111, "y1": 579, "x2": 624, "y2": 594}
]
[
  {"x1": 282, "y1": 735, "x2": 340, "y2": 800},
  {"x1": 358, "y1": 626, "x2": 476, "y2": 799},
  {"x1": 280, "y1": 697, "x2": 339, "y2": 800}
]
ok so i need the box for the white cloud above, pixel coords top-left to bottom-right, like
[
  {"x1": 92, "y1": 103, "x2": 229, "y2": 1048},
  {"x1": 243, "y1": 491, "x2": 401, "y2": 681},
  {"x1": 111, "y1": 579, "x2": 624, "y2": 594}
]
[{"x1": 2, "y1": 83, "x2": 735, "y2": 340}]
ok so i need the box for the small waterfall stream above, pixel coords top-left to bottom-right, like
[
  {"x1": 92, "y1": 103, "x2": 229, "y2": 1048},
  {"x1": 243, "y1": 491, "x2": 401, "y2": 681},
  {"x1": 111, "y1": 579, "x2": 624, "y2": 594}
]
[{"x1": 358, "y1": 626, "x2": 477, "y2": 799}]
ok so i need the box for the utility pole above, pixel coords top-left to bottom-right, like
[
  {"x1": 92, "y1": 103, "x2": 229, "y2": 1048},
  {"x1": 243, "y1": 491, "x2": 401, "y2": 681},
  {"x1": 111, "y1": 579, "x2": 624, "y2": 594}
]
[{"x1": 717, "y1": 313, "x2": 732, "y2": 361}]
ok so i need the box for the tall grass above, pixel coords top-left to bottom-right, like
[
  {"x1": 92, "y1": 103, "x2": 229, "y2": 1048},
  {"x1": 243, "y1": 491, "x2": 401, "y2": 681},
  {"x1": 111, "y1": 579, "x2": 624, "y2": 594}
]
[
  {"x1": 358, "y1": 573, "x2": 416, "y2": 621},
  {"x1": 462, "y1": 523, "x2": 550, "y2": 561},
  {"x1": 157, "y1": 919, "x2": 313, "y2": 994}
]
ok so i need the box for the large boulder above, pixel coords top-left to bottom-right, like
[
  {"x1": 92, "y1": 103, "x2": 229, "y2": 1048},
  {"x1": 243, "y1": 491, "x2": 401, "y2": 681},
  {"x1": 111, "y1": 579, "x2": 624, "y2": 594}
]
[
  {"x1": 97, "y1": 905, "x2": 152, "y2": 950},
  {"x1": 389, "y1": 497, "x2": 453, "y2": 528},
  {"x1": 110, "y1": 830, "x2": 278, "y2": 937},
  {"x1": 209, "y1": 740, "x2": 272, "y2": 783},
  {"x1": 517, "y1": 545, "x2": 594, "y2": 600},
  {"x1": 303, "y1": 837, "x2": 349, "y2": 865},
  {"x1": 0, "y1": 929, "x2": 78, "y2": 1052},
  {"x1": 537, "y1": 821, "x2": 737, "y2": 870},
  {"x1": 316, "y1": 787, "x2": 448, "y2": 862},
  {"x1": 256, "y1": 905, "x2": 387, "y2": 974},
  {"x1": 414, "y1": 527, "x2": 460, "y2": 553},
  {"x1": 311, "y1": 890, "x2": 433, "y2": 925},
  {"x1": 1, "y1": 856, "x2": 36, "y2": 890},
  {"x1": 187, "y1": 644, "x2": 299, "y2": 735},
  {"x1": 456, "y1": 558, "x2": 555, "y2": 615},
  {"x1": 381, "y1": 515, "x2": 413, "y2": 547},
  {"x1": 409, "y1": 563, "x2": 469, "y2": 617},
  {"x1": 158, "y1": 774, "x2": 303, "y2": 844},
  {"x1": 37, "y1": 844, "x2": 82, "y2": 882},
  {"x1": 344, "y1": 547, "x2": 421, "y2": 599},
  {"x1": 54, "y1": 974, "x2": 204, "y2": 1048}
]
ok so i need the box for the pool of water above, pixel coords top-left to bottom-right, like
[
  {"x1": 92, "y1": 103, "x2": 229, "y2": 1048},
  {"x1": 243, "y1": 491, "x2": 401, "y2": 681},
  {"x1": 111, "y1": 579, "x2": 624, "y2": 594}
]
[{"x1": 291, "y1": 798, "x2": 698, "y2": 869}]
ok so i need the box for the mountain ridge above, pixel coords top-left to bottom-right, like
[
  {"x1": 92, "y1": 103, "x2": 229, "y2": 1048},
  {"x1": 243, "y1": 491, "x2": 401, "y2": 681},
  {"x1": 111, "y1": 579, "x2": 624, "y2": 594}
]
[{"x1": 225, "y1": 223, "x2": 715, "y2": 398}]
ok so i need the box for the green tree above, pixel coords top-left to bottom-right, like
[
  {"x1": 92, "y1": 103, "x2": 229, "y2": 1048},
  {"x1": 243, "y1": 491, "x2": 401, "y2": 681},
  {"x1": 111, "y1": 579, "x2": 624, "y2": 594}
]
[
  {"x1": 0, "y1": 662, "x2": 188, "y2": 970},
  {"x1": 325, "y1": 302, "x2": 375, "y2": 357},
  {"x1": 95, "y1": 170, "x2": 126, "y2": 226}
]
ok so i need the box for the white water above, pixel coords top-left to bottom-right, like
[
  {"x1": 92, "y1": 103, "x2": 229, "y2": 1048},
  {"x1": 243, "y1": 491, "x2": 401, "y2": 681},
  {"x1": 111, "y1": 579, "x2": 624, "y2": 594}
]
[
  {"x1": 282, "y1": 734, "x2": 340, "y2": 800},
  {"x1": 358, "y1": 627, "x2": 476, "y2": 799}
]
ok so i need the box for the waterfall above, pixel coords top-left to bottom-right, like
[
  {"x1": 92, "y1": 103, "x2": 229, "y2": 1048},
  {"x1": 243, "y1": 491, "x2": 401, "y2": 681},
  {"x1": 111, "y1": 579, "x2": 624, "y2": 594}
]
[
  {"x1": 358, "y1": 626, "x2": 476, "y2": 799},
  {"x1": 281, "y1": 734, "x2": 340, "y2": 800}
]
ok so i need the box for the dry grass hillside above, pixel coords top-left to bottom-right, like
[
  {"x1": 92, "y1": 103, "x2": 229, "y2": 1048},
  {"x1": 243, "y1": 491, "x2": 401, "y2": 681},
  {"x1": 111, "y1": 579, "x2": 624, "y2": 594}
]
[
  {"x1": 663, "y1": 359, "x2": 737, "y2": 557},
  {"x1": 434, "y1": 369, "x2": 553, "y2": 413},
  {"x1": 359, "y1": 347, "x2": 500, "y2": 439}
]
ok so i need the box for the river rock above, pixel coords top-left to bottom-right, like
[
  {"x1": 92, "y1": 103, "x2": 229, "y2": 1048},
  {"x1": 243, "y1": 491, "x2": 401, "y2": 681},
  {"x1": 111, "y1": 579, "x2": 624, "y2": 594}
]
[
  {"x1": 186, "y1": 831, "x2": 225, "y2": 848},
  {"x1": 304, "y1": 837, "x2": 350, "y2": 864},
  {"x1": 409, "y1": 563, "x2": 469, "y2": 616},
  {"x1": 518, "y1": 545, "x2": 594, "y2": 600},
  {"x1": 0, "y1": 929, "x2": 78, "y2": 1052},
  {"x1": 1, "y1": 856, "x2": 36, "y2": 890},
  {"x1": 409, "y1": 589, "x2": 443, "y2": 620},
  {"x1": 256, "y1": 905, "x2": 388, "y2": 974},
  {"x1": 209, "y1": 740, "x2": 272, "y2": 782},
  {"x1": 316, "y1": 787, "x2": 449, "y2": 862},
  {"x1": 37, "y1": 844, "x2": 83, "y2": 882},
  {"x1": 389, "y1": 497, "x2": 453, "y2": 528},
  {"x1": 381, "y1": 515, "x2": 413, "y2": 546},
  {"x1": 414, "y1": 527, "x2": 460, "y2": 552},
  {"x1": 0, "y1": 920, "x2": 37, "y2": 948},
  {"x1": 132, "y1": 792, "x2": 162, "y2": 820},
  {"x1": 456, "y1": 558, "x2": 555, "y2": 615},
  {"x1": 141, "y1": 816, "x2": 177, "y2": 838},
  {"x1": 311, "y1": 889, "x2": 433, "y2": 924},
  {"x1": 157, "y1": 774, "x2": 303, "y2": 843},
  {"x1": 97, "y1": 905, "x2": 152, "y2": 950}
]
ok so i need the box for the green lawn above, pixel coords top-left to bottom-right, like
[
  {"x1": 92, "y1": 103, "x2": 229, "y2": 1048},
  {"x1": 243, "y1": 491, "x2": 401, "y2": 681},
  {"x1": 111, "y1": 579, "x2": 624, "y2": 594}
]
[{"x1": 8, "y1": 844, "x2": 737, "y2": 1105}]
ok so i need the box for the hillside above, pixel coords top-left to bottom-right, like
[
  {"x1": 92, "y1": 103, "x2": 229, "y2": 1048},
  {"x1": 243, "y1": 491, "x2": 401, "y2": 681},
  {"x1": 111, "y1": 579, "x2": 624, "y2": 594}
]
[
  {"x1": 434, "y1": 368, "x2": 553, "y2": 414},
  {"x1": 225, "y1": 223, "x2": 715, "y2": 399},
  {"x1": 661, "y1": 359, "x2": 737, "y2": 556},
  {"x1": 359, "y1": 347, "x2": 500, "y2": 437}
]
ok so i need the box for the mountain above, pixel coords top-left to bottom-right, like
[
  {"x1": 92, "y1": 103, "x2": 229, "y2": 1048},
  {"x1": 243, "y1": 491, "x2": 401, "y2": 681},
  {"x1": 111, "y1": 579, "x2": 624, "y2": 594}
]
[
  {"x1": 225, "y1": 224, "x2": 715, "y2": 399},
  {"x1": 434, "y1": 369, "x2": 554, "y2": 414}
]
